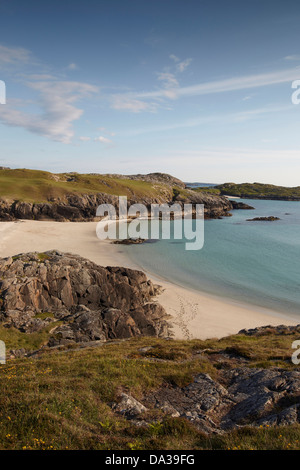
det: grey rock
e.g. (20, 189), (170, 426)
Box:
(0, 251), (170, 345)
(112, 393), (148, 419)
(147, 367), (300, 434)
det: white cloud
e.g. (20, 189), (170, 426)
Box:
(111, 96), (157, 113)
(177, 58), (192, 72)
(25, 74), (57, 81)
(112, 66), (300, 113)
(171, 67), (300, 97)
(67, 63), (78, 70)
(0, 44), (32, 65)
(121, 104), (293, 136)
(157, 72), (179, 88)
(284, 55), (300, 61)
(169, 54), (192, 72)
(0, 80), (98, 143)
(94, 136), (112, 144)
(79, 136), (91, 141)
(169, 54), (180, 63)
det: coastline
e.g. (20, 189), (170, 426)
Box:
(0, 219), (298, 340)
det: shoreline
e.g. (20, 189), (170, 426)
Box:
(0, 220), (298, 340)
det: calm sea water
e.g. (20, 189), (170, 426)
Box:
(123, 199), (300, 317)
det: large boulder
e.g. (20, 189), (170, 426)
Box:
(0, 251), (170, 344)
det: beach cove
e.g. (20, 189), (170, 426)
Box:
(0, 219), (297, 340)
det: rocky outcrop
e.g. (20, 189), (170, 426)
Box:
(172, 190), (233, 219)
(112, 238), (147, 245)
(238, 324), (300, 336)
(246, 216), (280, 222)
(108, 324), (300, 434)
(0, 189), (234, 221)
(0, 251), (170, 344)
(230, 201), (255, 210)
(126, 368), (300, 434)
(112, 393), (148, 419)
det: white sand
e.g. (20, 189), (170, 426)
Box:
(0, 220), (298, 340)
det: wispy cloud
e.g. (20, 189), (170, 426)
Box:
(24, 74), (57, 81)
(113, 55), (192, 111)
(284, 55), (300, 61)
(169, 54), (192, 72)
(94, 136), (112, 144)
(157, 72), (179, 88)
(67, 63), (78, 70)
(111, 67), (300, 113)
(111, 96), (157, 113)
(0, 43), (102, 143)
(169, 54), (180, 63)
(156, 72), (179, 99)
(176, 58), (192, 72)
(79, 136), (91, 141)
(0, 80), (98, 143)
(0, 44), (32, 65)
(121, 104), (294, 136)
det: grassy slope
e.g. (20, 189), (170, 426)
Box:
(0, 169), (173, 203)
(0, 330), (300, 450)
(193, 182), (300, 199)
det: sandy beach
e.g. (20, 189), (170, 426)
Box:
(0, 220), (298, 340)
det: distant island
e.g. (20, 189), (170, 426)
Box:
(193, 182), (300, 200)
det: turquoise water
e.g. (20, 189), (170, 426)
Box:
(123, 199), (300, 317)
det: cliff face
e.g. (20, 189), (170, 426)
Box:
(0, 251), (170, 345)
(0, 189), (233, 222)
(172, 189), (233, 219)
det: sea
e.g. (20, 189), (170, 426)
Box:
(122, 198), (300, 318)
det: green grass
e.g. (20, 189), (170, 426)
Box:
(0, 322), (61, 351)
(207, 182), (300, 199)
(192, 187), (222, 195)
(0, 168), (174, 203)
(0, 330), (299, 449)
(193, 182), (300, 199)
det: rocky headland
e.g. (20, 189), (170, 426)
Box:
(0, 170), (247, 222)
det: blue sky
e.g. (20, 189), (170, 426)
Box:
(0, 0), (300, 185)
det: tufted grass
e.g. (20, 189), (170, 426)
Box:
(0, 168), (174, 203)
(0, 330), (299, 449)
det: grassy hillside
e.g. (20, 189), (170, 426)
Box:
(0, 330), (300, 450)
(192, 186), (222, 195)
(0, 168), (174, 203)
(193, 182), (300, 199)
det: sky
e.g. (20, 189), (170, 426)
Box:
(0, 0), (300, 185)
